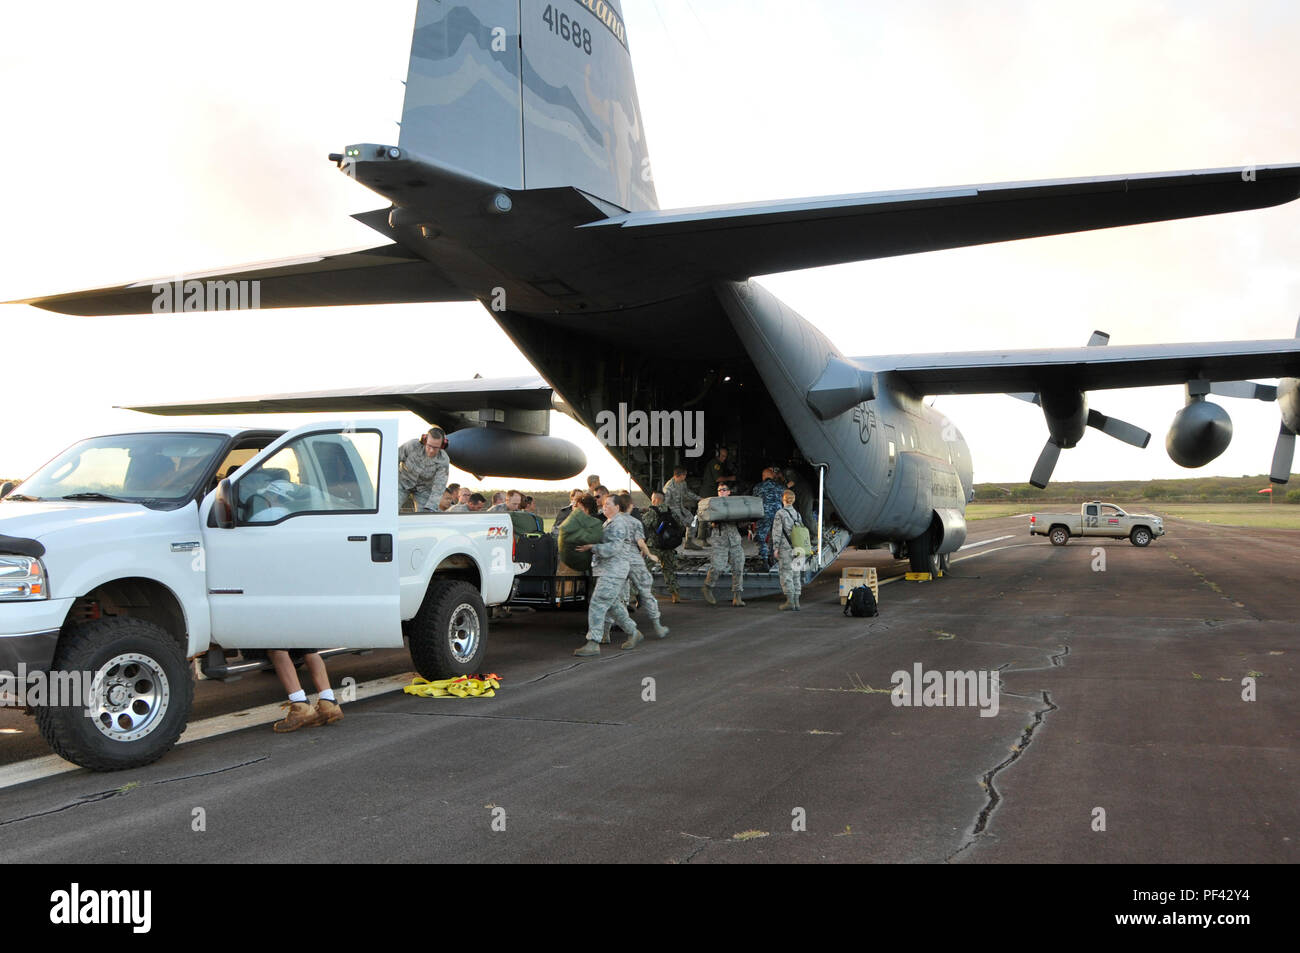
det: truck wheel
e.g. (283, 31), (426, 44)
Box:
(1130, 526), (1153, 547)
(1049, 527), (1070, 546)
(34, 618), (193, 772)
(408, 579), (487, 679)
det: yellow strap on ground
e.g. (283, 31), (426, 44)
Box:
(403, 674), (501, 699)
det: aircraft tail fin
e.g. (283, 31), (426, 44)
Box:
(399, 0), (657, 212)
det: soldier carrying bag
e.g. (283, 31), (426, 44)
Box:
(650, 505), (684, 550)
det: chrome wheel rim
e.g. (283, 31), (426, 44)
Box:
(448, 604), (480, 664)
(89, 652), (171, 742)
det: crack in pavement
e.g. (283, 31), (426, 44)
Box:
(0, 756), (271, 826)
(0, 786), (128, 827)
(151, 756), (268, 785)
(526, 661), (586, 683)
(946, 688), (1058, 862)
(946, 640), (1068, 861)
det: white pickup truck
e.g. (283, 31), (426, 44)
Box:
(0, 418), (515, 771)
(1029, 501), (1165, 547)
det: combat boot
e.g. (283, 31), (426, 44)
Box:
(574, 638), (601, 657)
(316, 698), (344, 725)
(732, 594), (746, 607)
(620, 630), (644, 650)
(670, 592), (681, 604)
(702, 570), (716, 605)
(653, 621), (670, 639)
(792, 593), (802, 611)
(273, 701), (322, 733)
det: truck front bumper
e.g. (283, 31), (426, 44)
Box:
(0, 599), (74, 673)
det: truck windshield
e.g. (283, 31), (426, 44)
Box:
(13, 433), (227, 503)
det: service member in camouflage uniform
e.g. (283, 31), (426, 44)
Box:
(641, 490), (683, 602)
(574, 495), (647, 657)
(614, 493), (670, 636)
(773, 489), (805, 611)
(702, 483), (746, 607)
(753, 467), (785, 565)
(663, 467), (702, 548)
(398, 427), (450, 513)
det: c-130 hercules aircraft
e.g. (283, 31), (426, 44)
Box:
(14, 0), (1300, 579)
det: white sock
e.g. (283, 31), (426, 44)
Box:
(288, 690), (307, 703)
(319, 689), (336, 702)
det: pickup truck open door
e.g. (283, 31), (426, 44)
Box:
(199, 419), (401, 649)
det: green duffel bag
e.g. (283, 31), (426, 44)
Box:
(558, 508), (604, 572)
(509, 510), (543, 536)
(696, 495), (763, 522)
(789, 523), (812, 553)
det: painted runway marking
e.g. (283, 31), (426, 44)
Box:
(960, 534), (1015, 550)
(0, 672), (414, 792)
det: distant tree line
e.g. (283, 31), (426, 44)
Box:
(973, 474), (1300, 504)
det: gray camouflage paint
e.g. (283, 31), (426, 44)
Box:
(400, 0), (656, 211)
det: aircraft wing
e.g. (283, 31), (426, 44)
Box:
(122, 375), (555, 424)
(854, 339), (1300, 395)
(9, 243), (473, 316)
(585, 165), (1300, 278)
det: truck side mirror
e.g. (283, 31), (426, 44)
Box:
(0, 481), (15, 500)
(214, 479), (236, 529)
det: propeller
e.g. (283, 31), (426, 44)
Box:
(1270, 419), (1296, 484)
(1011, 331), (1151, 488)
(1203, 315), (1300, 484)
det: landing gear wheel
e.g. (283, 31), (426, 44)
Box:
(1049, 527), (1070, 546)
(34, 617), (193, 772)
(1130, 526), (1153, 547)
(408, 579), (488, 679)
(938, 552), (951, 573)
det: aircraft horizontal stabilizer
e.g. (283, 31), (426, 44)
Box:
(9, 244), (473, 316)
(583, 165), (1300, 278)
(122, 375), (556, 425)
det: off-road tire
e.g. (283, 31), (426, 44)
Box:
(1049, 526), (1070, 546)
(34, 617), (192, 772)
(1130, 526), (1153, 547)
(407, 579), (488, 679)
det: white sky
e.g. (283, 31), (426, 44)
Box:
(2, 0), (1298, 489)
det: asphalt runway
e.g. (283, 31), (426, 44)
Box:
(0, 515), (1294, 863)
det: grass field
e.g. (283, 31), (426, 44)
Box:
(964, 503), (1032, 520)
(1150, 504), (1300, 529)
(966, 501), (1300, 529)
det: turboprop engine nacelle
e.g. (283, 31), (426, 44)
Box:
(1166, 398), (1233, 468)
(447, 427), (585, 480)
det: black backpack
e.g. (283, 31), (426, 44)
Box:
(844, 585), (878, 618)
(652, 507), (684, 550)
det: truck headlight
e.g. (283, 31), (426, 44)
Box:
(0, 556), (48, 601)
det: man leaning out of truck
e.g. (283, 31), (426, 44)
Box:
(398, 426), (449, 513)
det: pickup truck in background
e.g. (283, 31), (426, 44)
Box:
(0, 418), (515, 771)
(1029, 501), (1165, 547)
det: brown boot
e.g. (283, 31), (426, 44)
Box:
(273, 701), (322, 733)
(778, 600), (792, 611)
(732, 594), (746, 607)
(670, 592), (681, 604)
(317, 698), (344, 725)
